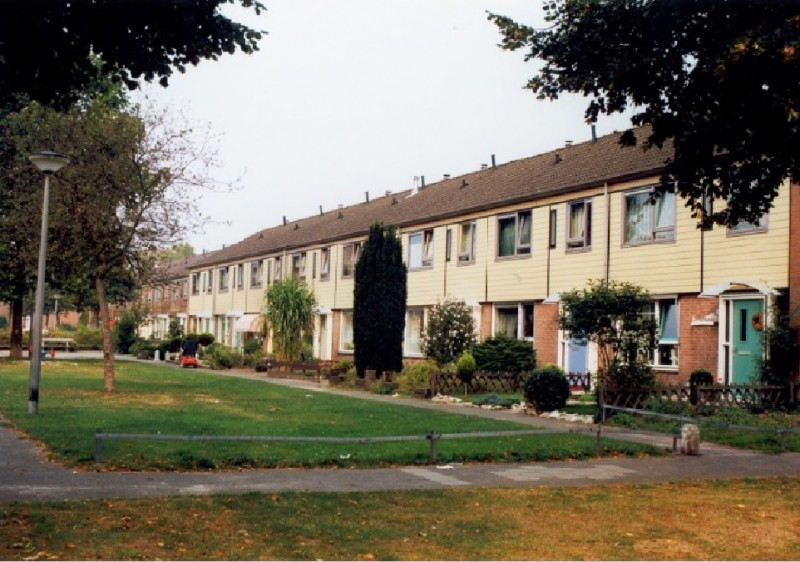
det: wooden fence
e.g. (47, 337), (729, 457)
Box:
(430, 371), (592, 396)
(599, 383), (798, 412)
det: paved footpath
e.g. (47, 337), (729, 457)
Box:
(1, 360), (798, 503)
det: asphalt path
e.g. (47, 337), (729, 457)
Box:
(1, 352), (798, 503)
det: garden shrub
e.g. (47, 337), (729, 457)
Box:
(523, 364), (570, 413)
(456, 351), (477, 385)
(74, 325), (103, 349)
(604, 360), (656, 390)
(129, 339), (155, 359)
(113, 311), (139, 354)
(471, 335), (536, 373)
(204, 343), (241, 370)
(243, 338), (262, 355)
(197, 333), (215, 347)
(397, 361), (438, 393)
(689, 369), (714, 386)
(421, 299), (477, 366)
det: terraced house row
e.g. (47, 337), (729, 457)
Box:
(142, 127), (800, 385)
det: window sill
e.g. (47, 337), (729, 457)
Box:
(622, 238), (676, 248)
(408, 266), (434, 272)
(566, 246), (592, 254)
(495, 254), (532, 262)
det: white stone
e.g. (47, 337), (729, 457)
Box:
(680, 424), (700, 455)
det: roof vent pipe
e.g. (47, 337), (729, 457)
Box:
(565, 140), (573, 147)
(443, 174), (450, 180)
(282, 216), (287, 226)
(491, 154), (496, 168)
(591, 124), (597, 142)
(481, 164), (488, 170)
(319, 205), (323, 216)
(421, 175), (426, 187)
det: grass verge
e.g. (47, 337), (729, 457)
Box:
(0, 360), (656, 469)
(1, 478), (798, 560)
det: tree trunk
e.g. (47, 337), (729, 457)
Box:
(95, 276), (115, 393)
(10, 297), (24, 359)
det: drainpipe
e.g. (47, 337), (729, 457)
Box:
(603, 183), (610, 281)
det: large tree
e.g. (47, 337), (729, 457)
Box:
(489, 1), (800, 227)
(353, 223), (407, 378)
(0, 0), (265, 111)
(0, 95), (216, 390)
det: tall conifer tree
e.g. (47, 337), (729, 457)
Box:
(353, 222), (407, 377)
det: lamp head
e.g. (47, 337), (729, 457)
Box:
(29, 151), (69, 175)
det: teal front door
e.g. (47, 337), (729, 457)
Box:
(731, 299), (764, 384)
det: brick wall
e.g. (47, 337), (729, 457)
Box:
(789, 182), (800, 381)
(657, 295), (720, 384)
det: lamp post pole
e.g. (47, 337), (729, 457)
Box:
(28, 151), (69, 415)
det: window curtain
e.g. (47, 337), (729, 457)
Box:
(404, 310), (424, 355)
(654, 191), (676, 238)
(495, 307), (518, 337)
(569, 203), (585, 240)
(498, 218), (516, 256)
(408, 233), (422, 266)
(459, 223), (474, 257)
(517, 212), (532, 246)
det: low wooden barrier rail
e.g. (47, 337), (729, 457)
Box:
(93, 428), (544, 466)
(598, 404), (800, 452)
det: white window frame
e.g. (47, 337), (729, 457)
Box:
(623, 186), (676, 245)
(493, 302), (534, 340)
(642, 296), (679, 369)
(566, 199), (592, 250)
(192, 272), (201, 295)
(728, 214), (769, 236)
(342, 242), (361, 278)
(320, 247), (331, 280)
(404, 308), (426, 356)
(205, 269), (213, 294)
(250, 260), (263, 288)
(497, 210), (532, 258)
(273, 256), (282, 281)
(236, 263), (244, 290)
(408, 229), (434, 269)
(291, 252), (306, 280)
(458, 221), (476, 264)
(339, 310), (354, 352)
(219, 267), (230, 293)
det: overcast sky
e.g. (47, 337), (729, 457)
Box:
(134, 0), (634, 253)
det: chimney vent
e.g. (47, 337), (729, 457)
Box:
(443, 174), (450, 180)
(591, 124), (597, 142)
(491, 154), (496, 168)
(554, 153), (563, 164)
(385, 190), (391, 196)
(565, 140), (573, 147)
(319, 205), (323, 216)
(481, 163), (488, 170)
(282, 216), (287, 226)
(365, 191), (369, 203)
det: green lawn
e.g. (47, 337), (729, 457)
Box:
(0, 359), (656, 469)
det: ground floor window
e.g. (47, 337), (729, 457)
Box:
(339, 311), (354, 352)
(494, 303), (534, 340)
(643, 297), (678, 368)
(404, 308), (426, 356)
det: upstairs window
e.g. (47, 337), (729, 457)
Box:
(498, 210), (532, 257)
(458, 222), (476, 263)
(205, 269), (213, 294)
(567, 200), (592, 249)
(624, 187), (675, 244)
(320, 247), (331, 280)
(250, 260), (263, 288)
(408, 229), (434, 269)
(236, 263), (244, 290)
(191, 272), (201, 295)
(219, 267), (230, 292)
(342, 242), (361, 278)
(291, 252), (306, 280)
(728, 214), (768, 235)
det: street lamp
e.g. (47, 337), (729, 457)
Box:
(28, 151), (69, 415)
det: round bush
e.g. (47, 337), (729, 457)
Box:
(397, 361), (438, 393)
(523, 365), (570, 413)
(456, 351), (476, 384)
